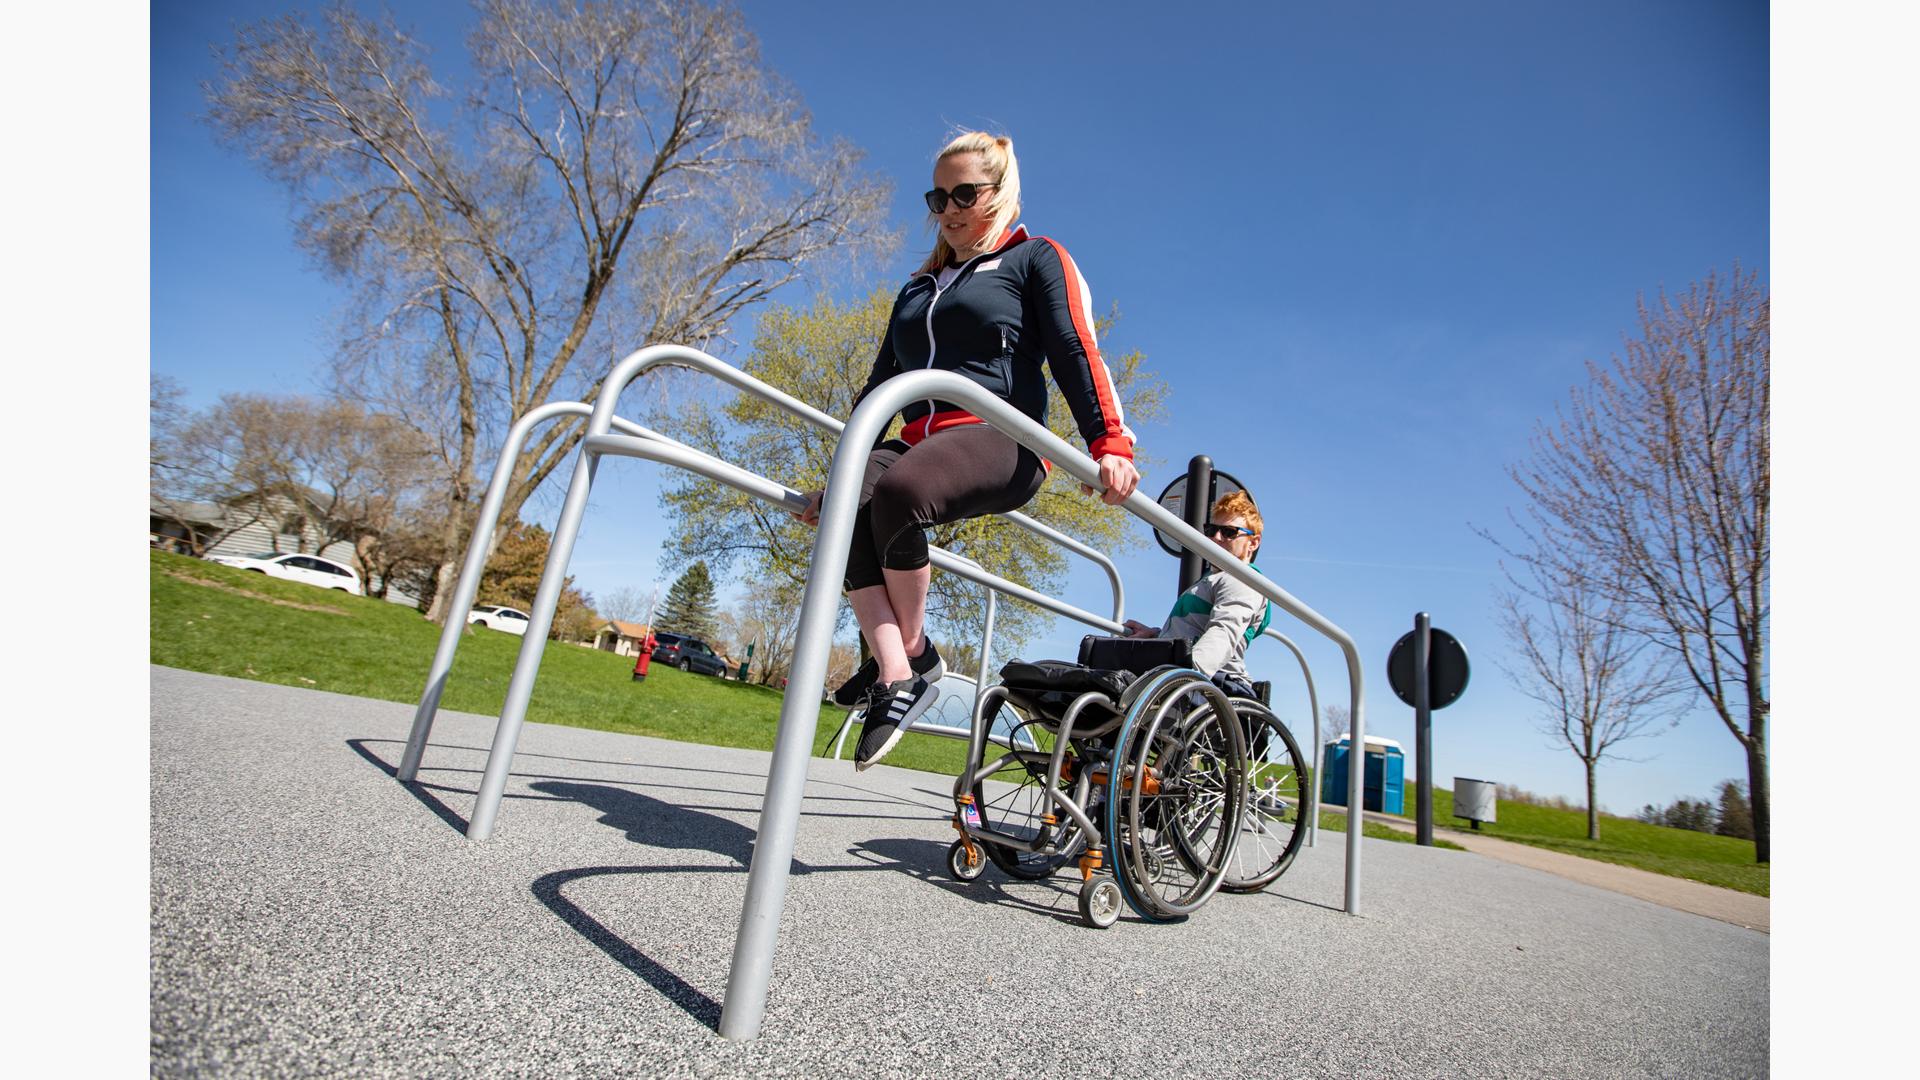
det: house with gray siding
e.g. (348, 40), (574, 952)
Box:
(150, 490), (423, 608)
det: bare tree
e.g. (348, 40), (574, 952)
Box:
(152, 393), (322, 551)
(355, 503), (445, 604)
(1487, 266), (1769, 860)
(153, 393), (440, 587)
(715, 573), (802, 685)
(1321, 704), (1349, 750)
(1494, 558), (1685, 841)
(205, 0), (893, 623)
(296, 400), (441, 569)
(600, 585), (656, 624)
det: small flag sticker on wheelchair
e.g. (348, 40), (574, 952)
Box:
(963, 804), (981, 827)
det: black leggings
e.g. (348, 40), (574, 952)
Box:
(843, 425), (1047, 592)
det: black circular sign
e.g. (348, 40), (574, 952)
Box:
(1386, 628), (1470, 710)
(1153, 469), (1249, 557)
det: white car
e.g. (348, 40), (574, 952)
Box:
(208, 551), (364, 595)
(467, 605), (531, 635)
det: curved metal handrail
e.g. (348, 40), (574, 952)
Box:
(630, 351), (1127, 623)
(1255, 627), (1324, 847)
(408, 345), (1364, 1044)
(398, 382), (1127, 782)
(721, 366), (1367, 1040)
(398, 403), (672, 780)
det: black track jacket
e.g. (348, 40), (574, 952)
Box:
(855, 225), (1136, 461)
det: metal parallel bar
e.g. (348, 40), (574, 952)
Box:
(463, 347), (791, 844)
(403, 401), (1116, 781)
(462, 424), (1125, 842)
(976, 585), (997, 722)
(580, 434), (1124, 634)
(721, 367), (1366, 1041)
(1254, 627), (1323, 848)
(646, 355), (1127, 623)
(399, 405), (666, 781)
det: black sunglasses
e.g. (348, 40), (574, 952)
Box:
(1203, 523), (1256, 540)
(924, 182), (996, 214)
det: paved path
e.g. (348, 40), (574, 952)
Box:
(1333, 807), (1770, 933)
(151, 667), (1768, 1078)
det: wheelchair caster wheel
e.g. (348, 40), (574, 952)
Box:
(948, 839), (986, 883)
(1079, 877), (1123, 929)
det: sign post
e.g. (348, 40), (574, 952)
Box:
(1178, 454), (1212, 594)
(1387, 616), (1470, 846)
(1154, 458), (1250, 592)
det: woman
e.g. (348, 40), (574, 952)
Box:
(800, 130), (1141, 771)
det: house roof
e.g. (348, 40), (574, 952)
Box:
(150, 494), (226, 525)
(602, 620), (652, 639)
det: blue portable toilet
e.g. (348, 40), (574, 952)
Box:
(1320, 735), (1406, 814)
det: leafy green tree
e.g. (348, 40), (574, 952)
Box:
(479, 518), (595, 639)
(1663, 798), (1716, 833)
(479, 519), (553, 609)
(657, 562), (720, 642)
(1715, 780), (1754, 840)
(659, 287), (1167, 653)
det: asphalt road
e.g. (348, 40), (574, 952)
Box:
(151, 666), (1769, 1078)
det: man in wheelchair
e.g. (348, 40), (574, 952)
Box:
(949, 488), (1308, 926)
(1121, 488), (1270, 700)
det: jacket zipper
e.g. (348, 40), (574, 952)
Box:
(918, 245), (1001, 441)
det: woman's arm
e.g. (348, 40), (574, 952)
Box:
(1027, 239), (1141, 503)
(1028, 239), (1135, 462)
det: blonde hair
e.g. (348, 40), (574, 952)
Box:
(1212, 489), (1264, 537)
(920, 131), (1022, 273)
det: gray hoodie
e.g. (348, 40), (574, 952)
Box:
(1158, 564), (1271, 679)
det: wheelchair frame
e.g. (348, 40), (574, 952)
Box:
(947, 665), (1253, 928)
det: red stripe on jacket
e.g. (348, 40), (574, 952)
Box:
(1039, 237), (1131, 461)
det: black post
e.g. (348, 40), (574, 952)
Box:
(1415, 611), (1433, 846)
(1179, 454), (1214, 594)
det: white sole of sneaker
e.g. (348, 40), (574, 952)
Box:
(853, 685), (941, 772)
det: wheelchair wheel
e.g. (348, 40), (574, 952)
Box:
(947, 838), (986, 883)
(1078, 876), (1123, 929)
(1220, 701), (1309, 893)
(968, 727), (1083, 881)
(1106, 671), (1246, 922)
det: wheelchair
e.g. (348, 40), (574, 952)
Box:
(945, 637), (1310, 928)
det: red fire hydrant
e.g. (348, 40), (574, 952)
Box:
(631, 631), (658, 682)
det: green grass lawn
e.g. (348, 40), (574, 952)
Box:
(159, 552), (1730, 874)
(149, 550), (975, 775)
(1313, 808), (1465, 849)
(1385, 785), (1769, 896)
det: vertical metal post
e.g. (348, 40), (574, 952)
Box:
(1255, 628), (1321, 848)
(465, 446), (604, 841)
(974, 588), (997, 719)
(719, 402), (876, 1042)
(1415, 611), (1433, 846)
(1178, 454), (1213, 594)
(400, 407), (678, 781)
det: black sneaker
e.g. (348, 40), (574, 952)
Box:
(832, 640), (945, 708)
(853, 676), (940, 772)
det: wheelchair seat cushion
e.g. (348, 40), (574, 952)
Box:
(1077, 635), (1192, 675)
(998, 659), (1135, 699)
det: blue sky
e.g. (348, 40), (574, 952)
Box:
(150, 0), (1769, 814)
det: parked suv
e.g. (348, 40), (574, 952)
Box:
(651, 632), (728, 676)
